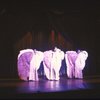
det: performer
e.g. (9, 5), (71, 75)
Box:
(43, 47), (64, 80)
(75, 50), (88, 79)
(43, 50), (54, 80)
(29, 49), (44, 81)
(51, 47), (64, 80)
(65, 51), (78, 78)
(17, 49), (34, 81)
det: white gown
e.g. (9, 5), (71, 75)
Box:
(43, 50), (54, 80)
(29, 50), (44, 81)
(75, 51), (88, 78)
(43, 48), (64, 80)
(65, 51), (77, 78)
(17, 49), (33, 81)
(51, 48), (64, 80)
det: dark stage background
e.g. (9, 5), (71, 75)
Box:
(0, 0), (99, 79)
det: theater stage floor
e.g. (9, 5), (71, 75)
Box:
(0, 75), (100, 99)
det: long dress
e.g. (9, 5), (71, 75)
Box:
(43, 50), (54, 80)
(17, 49), (33, 81)
(65, 51), (77, 78)
(43, 48), (64, 80)
(51, 48), (64, 80)
(29, 50), (44, 81)
(75, 51), (88, 78)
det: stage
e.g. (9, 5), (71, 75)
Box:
(0, 75), (100, 99)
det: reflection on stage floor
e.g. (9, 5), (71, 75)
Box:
(0, 75), (100, 99)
